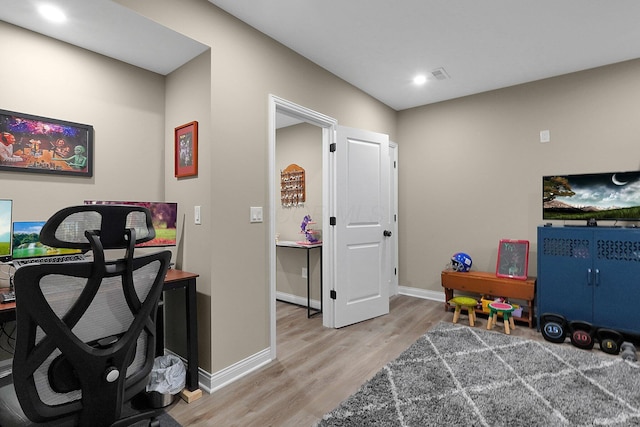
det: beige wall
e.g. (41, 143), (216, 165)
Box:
(275, 123), (323, 301)
(0, 22), (167, 221)
(397, 59), (640, 294)
(6, 0), (640, 388)
(276, 123), (323, 242)
(163, 50), (213, 367)
(1, 0), (396, 377)
(0, 21), (167, 363)
(119, 0), (398, 374)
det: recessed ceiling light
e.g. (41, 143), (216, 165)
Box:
(38, 4), (67, 23)
(413, 75), (427, 85)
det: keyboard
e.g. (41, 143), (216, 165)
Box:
(12, 254), (87, 269)
(0, 291), (15, 303)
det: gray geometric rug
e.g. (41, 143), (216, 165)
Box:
(157, 412), (182, 427)
(316, 322), (640, 426)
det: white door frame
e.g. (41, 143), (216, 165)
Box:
(389, 141), (399, 296)
(268, 95), (337, 359)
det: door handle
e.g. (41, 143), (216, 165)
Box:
(383, 230), (392, 237)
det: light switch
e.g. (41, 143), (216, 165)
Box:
(194, 206), (201, 225)
(250, 206), (263, 223)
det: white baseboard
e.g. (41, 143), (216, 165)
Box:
(398, 286), (444, 302)
(276, 291), (321, 310)
(193, 348), (272, 395)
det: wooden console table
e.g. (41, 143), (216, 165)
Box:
(441, 270), (536, 327)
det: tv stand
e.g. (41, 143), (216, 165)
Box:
(441, 270), (535, 328)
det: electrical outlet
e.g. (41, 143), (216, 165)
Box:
(540, 129), (550, 143)
(302, 267), (308, 278)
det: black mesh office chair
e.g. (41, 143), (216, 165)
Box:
(0, 205), (172, 426)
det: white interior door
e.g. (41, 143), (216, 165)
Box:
(333, 126), (390, 328)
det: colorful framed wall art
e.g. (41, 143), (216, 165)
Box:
(0, 109), (93, 177)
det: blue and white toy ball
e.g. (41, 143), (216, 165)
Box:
(451, 252), (472, 272)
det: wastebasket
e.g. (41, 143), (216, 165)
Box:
(146, 354), (186, 408)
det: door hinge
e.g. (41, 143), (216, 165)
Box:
(330, 290), (337, 299)
(330, 216), (336, 226)
(330, 143), (336, 152)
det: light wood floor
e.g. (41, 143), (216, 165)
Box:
(167, 296), (541, 426)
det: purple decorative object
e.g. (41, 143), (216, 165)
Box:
(300, 215), (319, 243)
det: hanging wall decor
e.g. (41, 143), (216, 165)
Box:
(280, 163), (306, 207)
(174, 121), (198, 178)
(496, 239), (530, 280)
(0, 109), (93, 177)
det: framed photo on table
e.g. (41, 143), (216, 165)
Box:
(0, 109), (93, 177)
(496, 239), (529, 280)
(174, 121), (198, 178)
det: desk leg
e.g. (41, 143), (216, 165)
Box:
(184, 278), (199, 392)
(443, 288), (453, 311)
(307, 246), (322, 318)
(319, 247), (323, 315)
(156, 297), (165, 356)
(307, 249), (311, 318)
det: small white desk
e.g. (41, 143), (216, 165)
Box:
(276, 241), (323, 318)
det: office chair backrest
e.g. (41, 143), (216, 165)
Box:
(11, 205), (171, 426)
(40, 204), (156, 250)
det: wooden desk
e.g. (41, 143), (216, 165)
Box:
(0, 290), (16, 324)
(159, 269), (202, 402)
(441, 270), (536, 327)
(0, 268), (201, 401)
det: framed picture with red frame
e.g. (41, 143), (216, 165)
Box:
(174, 121), (198, 178)
(496, 239), (529, 280)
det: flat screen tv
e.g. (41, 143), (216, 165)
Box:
(543, 171), (640, 223)
(0, 199), (12, 262)
(84, 200), (178, 247)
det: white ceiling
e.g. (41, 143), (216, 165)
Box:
(208, 0), (640, 111)
(2, 1), (640, 111)
(0, 0), (208, 75)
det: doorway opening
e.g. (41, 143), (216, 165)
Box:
(268, 95), (337, 360)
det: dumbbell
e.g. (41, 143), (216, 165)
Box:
(596, 329), (624, 355)
(568, 321), (595, 350)
(620, 342), (638, 362)
(540, 313), (568, 344)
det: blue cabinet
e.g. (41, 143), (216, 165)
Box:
(537, 226), (640, 336)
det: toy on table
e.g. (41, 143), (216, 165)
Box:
(298, 214), (320, 245)
(449, 252), (472, 272)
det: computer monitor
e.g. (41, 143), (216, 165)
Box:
(0, 199), (12, 262)
(12, 221), (82, 260)
(84, 201), (177, 247)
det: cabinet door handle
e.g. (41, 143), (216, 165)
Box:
(595, 268), (600, 286)
(587, 268), (592, 286)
